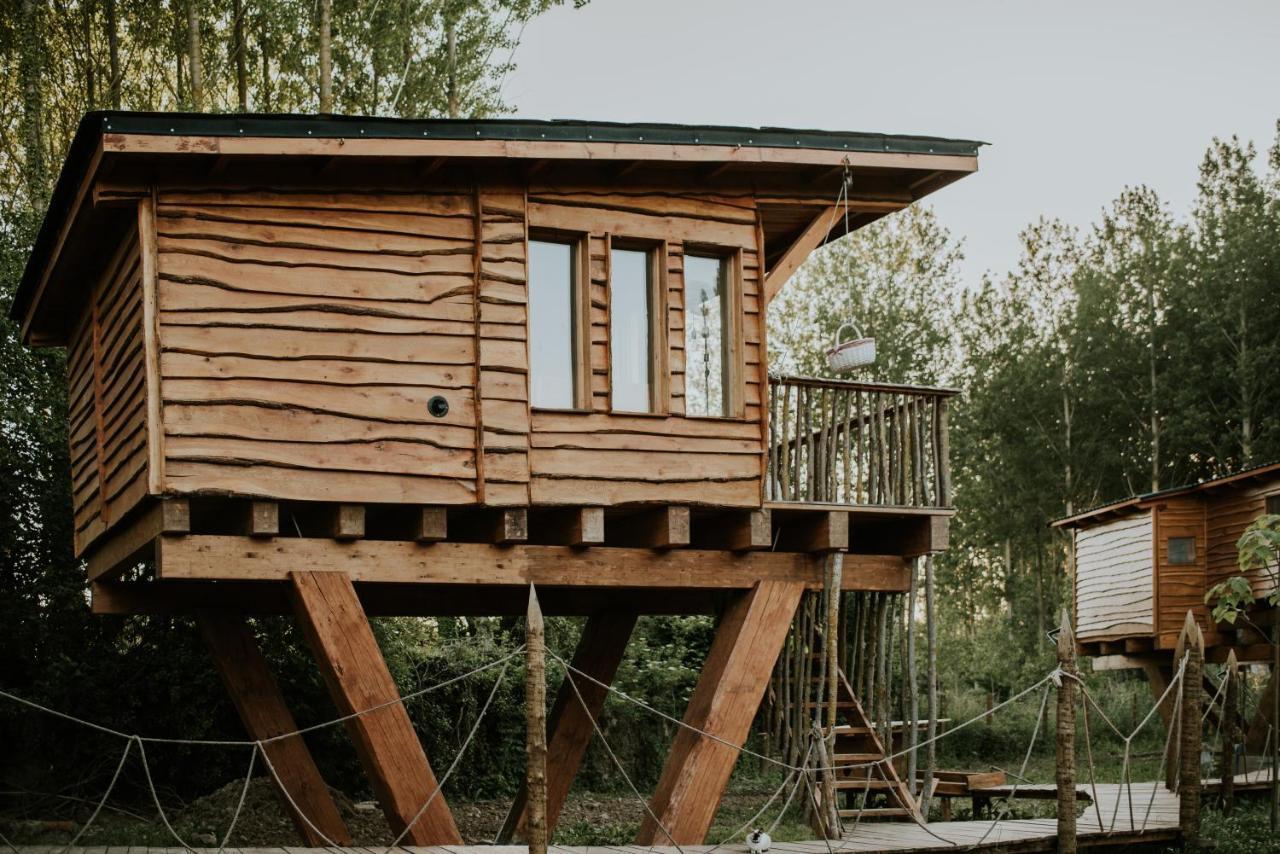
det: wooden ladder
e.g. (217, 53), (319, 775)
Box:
(809, 663), (922, 824)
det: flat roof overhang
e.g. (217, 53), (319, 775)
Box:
(15, 112), (984, 343)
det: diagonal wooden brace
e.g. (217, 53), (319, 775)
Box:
(637, 579), (805, 844)
(288, 570), (462, 845)
(198, 611), (352, 846)
(497, 610), (638, 842)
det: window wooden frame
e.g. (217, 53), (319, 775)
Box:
(1267, 494), (1280, 516)
(607, 237), (668, 415)
(682, 244), (744, 420)
(528, 229), (592, 412)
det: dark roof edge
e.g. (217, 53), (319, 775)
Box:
(1051, 459), (1280, 528)
(12, 111), (985, 326)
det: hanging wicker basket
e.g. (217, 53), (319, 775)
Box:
(826, 322), (876, 373)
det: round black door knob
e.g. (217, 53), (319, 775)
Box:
(427, 395), (449, 418)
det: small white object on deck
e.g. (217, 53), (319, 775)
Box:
(746, 828), (771, 853)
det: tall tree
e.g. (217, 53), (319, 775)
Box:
(318, 0), (332, 112)
(186, 0), (204, 109)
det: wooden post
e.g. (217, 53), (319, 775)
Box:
(499, 612), (637, 842)
(924, 554), (938, 810)
(1055, 609), (1076, 854)
(821, 552), (843, 838)
(1220, 650), (1238, 815)
(1178, 611), (1203, 847)
(525, 586), (548, 854)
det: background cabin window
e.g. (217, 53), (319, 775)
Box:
(610, 247), (655, 412)
(684, 254), (733, 417)
(1268, 494), (1280, 515)
(1168, 536), (1197, 565)
(529, 239), (580, 408)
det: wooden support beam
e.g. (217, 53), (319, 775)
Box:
(626, 506), (690, 549)
(498, 611), (638, 842)
(245, 501), (279, 537)
(762, 204), (840, 305)
(157, 536), (911, 591)
(696, 509), (771, 552)
(541, 507), (605, 546)
(86, 498), (189, 582)
(637, 580), (805, 844)
(1124, 637), (1154, 654)
(775, 510), (848, 553)
(289, 571), (461, 845)
(524, 587), (549, 854)
(197, 612), (351, 846)
(329, 504), (365, 540)
(491, 508), (529, 544)
(414, 507), (448, 543)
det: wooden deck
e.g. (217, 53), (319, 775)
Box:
(6, 782), (1189, 854)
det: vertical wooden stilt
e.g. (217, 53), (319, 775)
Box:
(498, 611), (637, 842)
(288, 570), (462, 845)
(198, 612), (352, 846)
(1177, 611), (1204, 848)
(525, 586), (549, 854)
(1221, 650), (1238, 815)
(1055, 609), (1076, 854)
(636, 579), (805, 845)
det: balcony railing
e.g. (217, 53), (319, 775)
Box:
(767, 375), (955, 508)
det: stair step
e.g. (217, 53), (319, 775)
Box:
(837, 808), (910, 818)
(802, 701), (857, 709)
(833, 779), (899, 790)
(832, 753), (882, 762)
(826, 724), (872, 734)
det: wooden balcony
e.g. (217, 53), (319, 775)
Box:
(767, 375), (955, 510)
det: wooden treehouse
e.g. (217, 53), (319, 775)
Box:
(1055, 462), (1280, 742)
(14, 112), (981, 846)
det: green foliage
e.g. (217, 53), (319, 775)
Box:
(1206, 514), (1280, 624)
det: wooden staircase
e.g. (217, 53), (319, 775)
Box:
(808, 660), (922, 825)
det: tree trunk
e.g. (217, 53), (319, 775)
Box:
(259, 19), (272, 111)
(1056, 609), (1077, 854)
(186, 0), (204, 110)
(446, 20), (459, 118)
(907, 561), (919, 794)
(318, 0), (333, 112)
(106, 0), (120, 108)
(924, 555), (938, 809)
(525, 587), (548, 854)
(1149, 279), (1160, 492)
(82, 0), (96, 107)
(19, 0), (46, 206)
(233, 0), (248, 110)
(1220, 650), (1238, 816)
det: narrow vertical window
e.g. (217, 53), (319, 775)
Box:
(528, 239), (578, 408)
(609, 247), (654, 412)
(684, 254), (733, 417)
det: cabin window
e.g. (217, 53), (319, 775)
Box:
(1168, 536), (1197, 565)
(1267, 494), (1280, 515)
(684, 253), (736, 417)
(609, 246), (661, 412)
(529, 238), (586, 409)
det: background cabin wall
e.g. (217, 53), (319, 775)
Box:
(1206, 477), (1280, 599)
(68, 226), (151, 557)
(151, 186), (482, 505)
(524, 185), (764, 507)
(1152, 497), (1214, 647)
(1073, 512), (1155, 641)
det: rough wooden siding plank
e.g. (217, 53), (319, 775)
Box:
(1074, 514), (1154, 640)
(155, 191), (481, 506)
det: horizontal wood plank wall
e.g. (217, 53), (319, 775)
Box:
(70, 230), (149, 556)
(1073, 513), (1154, 641)
(153, 188), (479, 504)
(1153, 497), (1213, 647)
(1207, 478), (1280, 598)
(526, 187), (764, 507)
(477, 188), (531, 506)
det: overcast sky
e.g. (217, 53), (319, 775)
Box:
(503, 0), (1280, 286)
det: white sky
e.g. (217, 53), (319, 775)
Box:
(502, 0), (1280, 285)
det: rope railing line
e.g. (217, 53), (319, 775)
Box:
(704, 742), (809, 853)
(0, 647), (523, 749)
(550, 650), (684, 854)
(970, 685), (1052, 848)
(389, 653), (513, 848)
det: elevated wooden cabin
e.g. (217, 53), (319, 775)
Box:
(1055, 462), (1280, 660)
(15, 112), (981, 846)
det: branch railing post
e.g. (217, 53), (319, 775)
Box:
(1178, 610), (1204, 848)
(525, 585), (548, 854)
(1055, 608), (1077, 854)
(1220, 649), (1238, 815)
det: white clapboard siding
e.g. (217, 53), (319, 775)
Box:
(1075, 514), (1154, 639)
